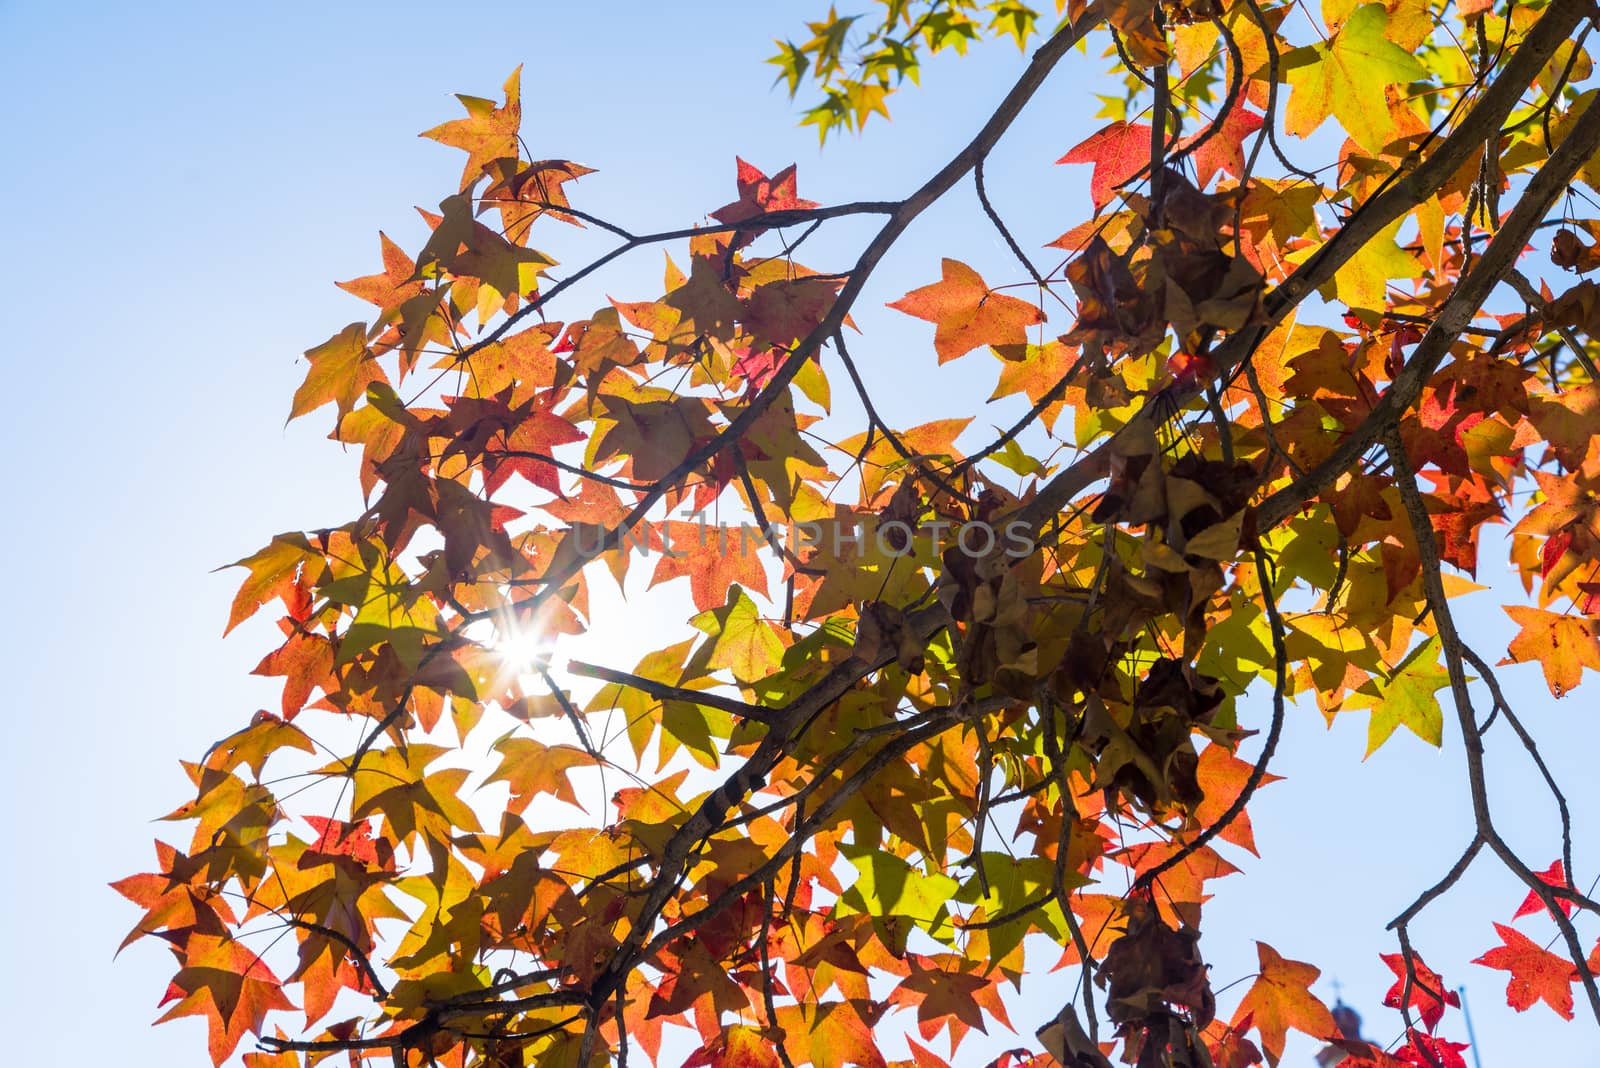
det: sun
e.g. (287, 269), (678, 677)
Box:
(479, 610), (560, 694)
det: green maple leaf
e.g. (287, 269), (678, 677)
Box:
(690, 585), (784, 682)
(1346, 634), (1450, 756)
(836, 846), (959, 931)
(1284, 4), (1427, 154)
(1310, 217), (1416, 314)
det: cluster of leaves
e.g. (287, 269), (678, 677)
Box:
(118, 1), (1600, 1066)
(769, 0), (1067, 137)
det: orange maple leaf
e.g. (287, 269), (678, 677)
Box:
(155, 934), (295, 1065)
(685, 1024), (786, 1068)
(650, 520), (772, 613)
(1500, 605), (1600, 697)
(111, 842), (238, 953)
(420, 66), (523, 190)
(336, 232), (424, 315)
(887, 259), (1045, 364)
(1231, 942), (1336, 1065)
(485, 738), (596, 812)
(1194, 743), (1284, 855)
(1473, 922), (1579, 1020)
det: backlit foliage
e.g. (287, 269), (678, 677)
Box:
(118, 2), (1600, 1065)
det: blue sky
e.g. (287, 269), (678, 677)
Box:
(2, 2), (1595, 1064)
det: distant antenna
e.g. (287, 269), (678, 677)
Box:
(1458, 985), (1484, 1068)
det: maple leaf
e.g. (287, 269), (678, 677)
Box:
(1499, 605), (1600, 697)
(303, 816), (387, 868)
(1512, 860), (1577, 921)
(690, 585), (785, 682)
(1317, 218), (1416, 314)
(745, 274), (843, 349)
(1231, 942), (1336, 1065)
(415, 191), (554, 319)
(1283, 5), (1428, 154)
(1057, 120), (1154, 210)
(224, 534), (315, 636)
(887, 259), (1045, 363)
(1182, 103), (1266, 189)
(251, 627), (336, 719)
(651, 520), (772, 613)
(988, 339), (1077, 427)
(1395, 1033), (1471, 1068)
(485, 737), (596, 812)
(420, 66), (522, 190)
(1342, 635), (1449, 756)
(337, 232), (425, 316)
(1117, 839), (1241, 915)
(156, 934), (295, 1065)
(481, 157), (597, 236)
(342, 744), (483, 848)
(1105, 0), (1166, 67)
(837, 847), (960, 929)
(905, 1038), (954, 1068)
(712, 158), (820, 227)
(732, 346), (783, 390)
(202, 712), (316, 778)
(685, 1025), (785, 1068)
(289, 322), (389, 423)
(1380, 951), (1459, 1032)
(1473, 922), (1579, 1019)
(778, 1000), (888, 1068)
(1528, 382), (1600, 469)
(1204, 1015), (1266, 1068)
(112, 841), (238, 952)
(1193, 743), (1283, 855)
(482, 406), (584, 496)
(591, 392), (718, 485)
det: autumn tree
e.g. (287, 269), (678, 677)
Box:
(117, 1), (1600, 1066)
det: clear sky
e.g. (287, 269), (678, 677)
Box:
(2, 2), (1595, 1065)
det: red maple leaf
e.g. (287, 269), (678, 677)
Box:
(1379, 951), (1459, 1031)
(1058, 121), (1153, 210)
(711, 158), (819, 226)
(302, 816), (385, 867)
(1511, 860), (1577, 921)
(732, 346), (783, 391)
(482, 406), (585, 496)
(1397, 1033), (1470, 1068)
(1182, 103), (1265, 188)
